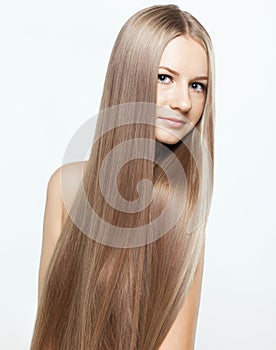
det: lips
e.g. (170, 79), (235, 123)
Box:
(157, 116), (187, 129)
(158, 117), (186, 123)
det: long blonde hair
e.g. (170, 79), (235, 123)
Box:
(31, 4), (215, 349)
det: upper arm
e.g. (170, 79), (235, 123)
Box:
(159, 241), (205, 350)
(38, 166), (64, 303)
(37, 161), (86, 303)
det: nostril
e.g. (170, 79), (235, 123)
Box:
(169, 102), (192, 114)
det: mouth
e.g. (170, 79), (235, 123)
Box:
(157, 116), (187, 128)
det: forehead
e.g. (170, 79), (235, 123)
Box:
(159, 35), (208, 77)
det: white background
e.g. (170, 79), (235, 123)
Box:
(0, 0), (275, 349)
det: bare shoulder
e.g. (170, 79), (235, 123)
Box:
(56, 160), (88, 226)
(38, 161), (88, 302)
(45, 159), (88, 235)
(158, 242), (205, 350)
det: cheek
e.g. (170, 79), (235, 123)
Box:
(156, 91), (163, 105)
(156, 87), (169, 105)
(193, 96), (206, 115)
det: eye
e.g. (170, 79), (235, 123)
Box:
(190, 82), (207, 93)
(158, 74), (172, 85)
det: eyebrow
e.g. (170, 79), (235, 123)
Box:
(158, 66), (208, 81)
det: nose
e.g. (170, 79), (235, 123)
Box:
(169, 85), (192, 114)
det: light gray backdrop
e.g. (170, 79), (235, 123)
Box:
(0, 0), (275, 349)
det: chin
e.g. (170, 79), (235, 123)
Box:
(155, 137), (182, 145)
(155, 128), (183, 145)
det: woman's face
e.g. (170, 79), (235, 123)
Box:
(155, 35), (208, 144)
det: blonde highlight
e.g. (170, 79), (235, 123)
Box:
(31, 4), (215, 349)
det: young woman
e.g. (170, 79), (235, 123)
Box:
(31, 4), (215, 349)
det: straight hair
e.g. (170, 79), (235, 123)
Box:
(31, 4), (215, 349)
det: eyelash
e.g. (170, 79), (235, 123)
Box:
(157, 74), (207, 92)
(158, 74), (172, 85)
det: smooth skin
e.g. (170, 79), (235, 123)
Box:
(155, 35), (208, 145)
(38, 35), (207, 349)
